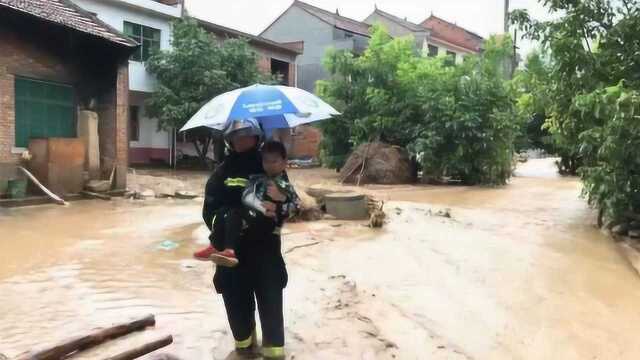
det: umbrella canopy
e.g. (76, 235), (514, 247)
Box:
(180, 84), (339, 132)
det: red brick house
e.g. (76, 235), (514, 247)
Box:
(197, 19), (302, 87)
(172, 19), (314, 161)
(196, 19), (321, 160)
(365, 9), (483, 64)
(421, 15), (484, 55)
(0, 0), (137, 194)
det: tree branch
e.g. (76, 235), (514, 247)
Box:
(622, 0), (632, 15)
(284, 241), (321, 254)
(199, 135), (215, 169)
(582, 26), (594, 55)
(192, 139), (204, 160)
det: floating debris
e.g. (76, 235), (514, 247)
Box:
(157, 240), (179, 251)
(426, 208), (452, 218)
(174, 190), (198, 199)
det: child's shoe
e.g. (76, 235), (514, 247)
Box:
(193, 245), (216, 261)
(210, 249), (239, 267)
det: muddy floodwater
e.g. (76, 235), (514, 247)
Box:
(2, 158), (640, 359)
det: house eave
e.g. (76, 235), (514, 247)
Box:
(102, 0), (182, 19)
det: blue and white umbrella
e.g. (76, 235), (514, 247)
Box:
(180, 84), (340, 132)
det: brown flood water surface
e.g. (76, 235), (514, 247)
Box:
(1, 158), (640, 359)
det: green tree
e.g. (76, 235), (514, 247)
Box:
(408, 35), (520, 185)
(511, 50), (556, 152)
(511, 0), (640, 174)
(318, 26), (520, 185)
(317, 26), (418, 168)
(512, 0), (640, 222)
(577, 84), (640, 222)
(315, 49), (361, 169)
(145, 17), (266, 166)
(512, 0), (640, 221)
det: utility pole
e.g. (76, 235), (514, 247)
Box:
(504, 0), (510, 33)
(503, 0), (519, 78)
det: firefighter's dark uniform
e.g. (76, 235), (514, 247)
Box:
(202, 147), (288, 359)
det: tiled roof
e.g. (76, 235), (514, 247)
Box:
(197, 18), (303, 55)
(370, 8), (425, 32)
(153, 0), (179, 5)
(280, 41), (304, 53)
(294, 0), (370, 37)
(421, 15), (484, 53)
(0, 0), (137, 47)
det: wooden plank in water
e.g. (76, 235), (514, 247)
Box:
(103, 335), (173, 360)
(18, 166), (67, 205)
(16, 315), (156, 360)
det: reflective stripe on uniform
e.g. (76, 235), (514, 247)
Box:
(211, 214), (217, 231)
(235, 335), (253, 349)
(262, 346), (285, 358)
(225, 177), (249, 187)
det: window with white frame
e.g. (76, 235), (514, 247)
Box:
(123, 21), (161, 62)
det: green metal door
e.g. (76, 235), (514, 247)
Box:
(14, 77), (75, 148)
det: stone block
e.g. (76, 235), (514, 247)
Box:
(324, 192), (369, 220)
(77, 110), (100, 179)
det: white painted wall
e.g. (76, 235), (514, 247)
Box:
(129, 106), (169, 149)
(261, 6), (334, 66)
(72, 0), (179, 158)
(364, 14), (429, 56)
(72, 0), (180, 92)
(423, 39), (468, 64)
(261, 5), (369, 92)
(127, 90), (169, 151)
(363, 14), (467, 64)
(364, 13), (420, 39)
(108, 0), (181, 18)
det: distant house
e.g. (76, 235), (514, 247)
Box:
(0, 0), (137, 194)
(260, 0), (370, 93)
(420, 15), (484, 61)
(196, 19), (320, 161)
(71, 0), (304, 165)
(70, 0), (184, 166)
(169, 18), (304, 162)
(197, 19), (302, 87)
(363, 7), (429, 52)
(364, 8), (484, 64)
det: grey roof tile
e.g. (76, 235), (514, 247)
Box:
(0, 0), (138, 47)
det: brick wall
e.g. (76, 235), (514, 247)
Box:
(115, 63), (129, 188)
(0, 25), (78, 84)
(0, 11), (132, 193)
(1, 15), (90, 163)
(95, 62), (129, 188)
(289, 125), (322, 158)
(288, 63), (296, 86)
(0, 68), (17, 164)
(255, 54), (299, 87)
(257, 54), (272, 75)
(97, 88), (116, 168)
(0, 21), (79, 165)
(272, 126), (322, 159)
(252, 46), (298, 86)
(207, 31), (299, 87)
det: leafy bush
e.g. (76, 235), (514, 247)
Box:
(512, 1), (640, 171)
(513, 0), (640, 221)
(577, 85), (640, 221)
(318, 26), (520, 184)
(409, 36), (520, 185)
(317, 27), (418, 168)
(511, 51), (556, 153)
(145, 17), (271, 165)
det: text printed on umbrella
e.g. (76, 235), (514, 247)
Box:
(242, 100), (283, 113)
